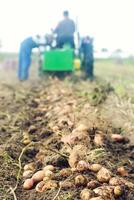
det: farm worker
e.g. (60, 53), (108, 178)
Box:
(80, 36), (94, 79)
(53, 10), (75, 48)
(18, 34), (53, 81)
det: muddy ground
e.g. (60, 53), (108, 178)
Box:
(0, 59), (134, 200)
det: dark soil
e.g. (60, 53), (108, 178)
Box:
(0, 78), (133, 200)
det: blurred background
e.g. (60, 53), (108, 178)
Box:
(0, 0), (134, 80)
(0, 0), (134, 55)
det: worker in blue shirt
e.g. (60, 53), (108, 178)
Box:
(80, 36), (94, 79)
(18, 34), (53, 81)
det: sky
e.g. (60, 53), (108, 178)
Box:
(0, 0), (134, 53)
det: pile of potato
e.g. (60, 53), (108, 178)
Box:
(22, 123), (133, 199)
(22, 160), (133, 200)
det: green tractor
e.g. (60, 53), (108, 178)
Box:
(39, 36), (94, 79)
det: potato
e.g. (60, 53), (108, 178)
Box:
(125, 181), (134, 189)
(24, 163), (35, 171)
(75, 175), (87, 187)
(87, 180), (100, 189)
(23, 178), (34, 190)
(59, 168), (72, 177)
(69, 144), (87, 168)
(23, 170), (33, 178)
(52, 126), (59, 132)
(80, 188), (93, 200)
(43, 165), (55, 172)
(36, 180), (57, 192)
(35, 181), (46, 193)
(89, 164), (102, 172)
(89, 197), (104, 200)
(111, 134), (124, 142)
(61, 134), (78, 145)
(110, 177), (134, 189)
(94, 186), (114, 197)
(71, 167), (77, 172)
(77, 160), (89, 172)
(114, 186), (123, 197)
(44, 170), (54, 179)
(69, 151), (80, 168)
(109, 177), (123, 186)
(76, 124), (89, 132)
(97, 167), (112, 182)
(117, 166), (128, 176)
(32, 170), (45, 182)
(23, 138), (31, 145)
(72, 130), (90, 143)
(23, 131), (29, 140)
(94, 134), (104, 146)
(45, 180), (57, 189)
(59, 181), (74, 189)
(43, 177), (50, 182)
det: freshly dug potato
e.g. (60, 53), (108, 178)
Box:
(94, 186), (114, 197)
(94, 134), (104, 146)
(97, 167), (112, 182)
(23, 131), (29, 140)
(24, 163), (35, 171)
(23, 170), (33, 178)
(69, 151), (80, 168)
(59, 181), (74, 189)
(125, 181), (134, 189)
(75, 124), (89, 132)
(114, 186), (123, 197)
(77, 160), (89, 172)
(75, 175), (88, 187)
(89, 164), (102, 172)
(80, 188), (93, 200)
(35, 181), (46, 193)
(44, 170), (54, 179)
(61, 134), (78, 146)
(36, 180), (57, 192)
(72, 130), (90, 143)
(43, 177), (50, 182)
(43, 165), (55, 172)
(62, 130), (90, 146)
(89, 197), (104, 200)
(35, 150), (45, 162)
(111, 134), (124, 142)
(109, 177), (124, 186)
(32, 170), (45, 182)
(23, 138), (31, 145)
(59, 168), (72, 177)
(117, 166), (128, 176)
(71, 167), (77, 172)
(52, 126), (59, 132)
(69, 144), (88, 168)
(110, 177), (134, 189)
(23, 178), (34, 190)
(45, 180), (57, 189)
(87, 180), (100, 189)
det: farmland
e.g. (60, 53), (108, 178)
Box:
(0, 57), (134, 200)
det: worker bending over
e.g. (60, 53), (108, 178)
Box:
(18, 34), (53, 81)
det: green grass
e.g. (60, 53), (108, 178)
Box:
(95, 58), (134, 97)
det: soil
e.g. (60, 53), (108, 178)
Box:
(0, 76), (134, 200)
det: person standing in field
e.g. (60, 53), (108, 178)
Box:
(18, 34), (53, 81)
(80, 36), (94, 79)
(54, 10), (75, 48)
